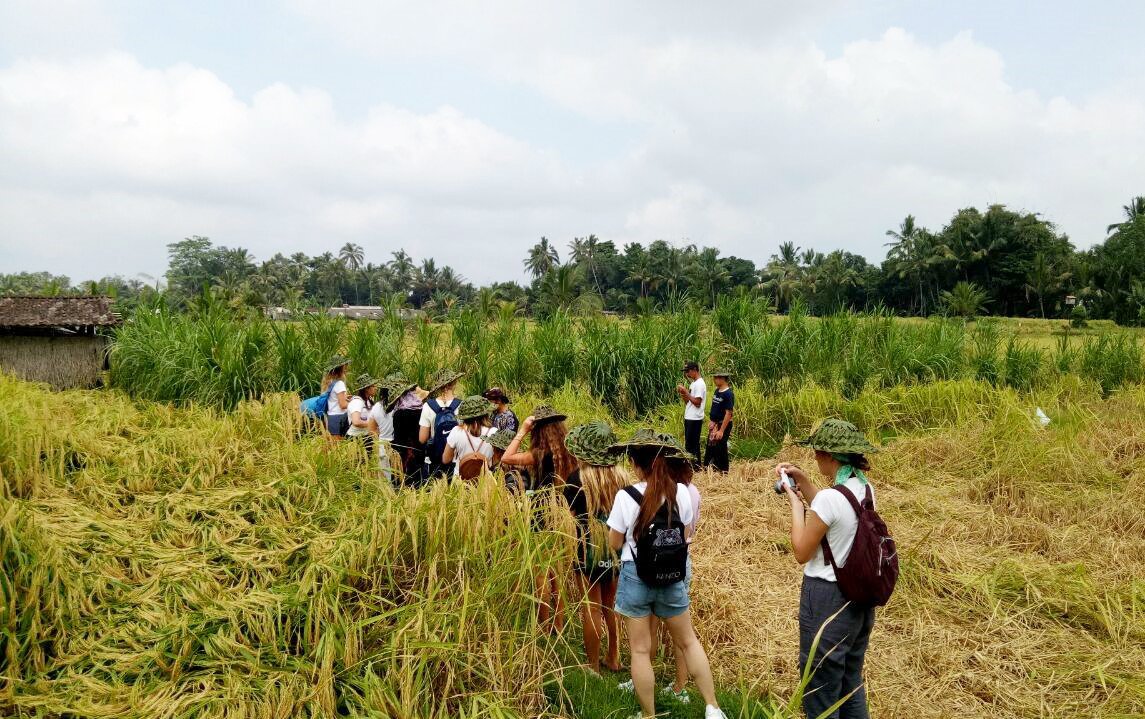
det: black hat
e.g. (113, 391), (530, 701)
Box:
(483, 387), (511, 404)
(683, 361), (700, 373)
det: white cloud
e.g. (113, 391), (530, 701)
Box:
(1, 13), (1143, 285)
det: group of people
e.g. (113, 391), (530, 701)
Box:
(315, 356), (883, 719)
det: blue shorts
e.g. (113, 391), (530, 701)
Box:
(326, 413), (349, 436)
(614, 561), (690, 619)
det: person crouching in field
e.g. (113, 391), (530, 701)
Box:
(563, 420), (630, 674)
(442, 395), (497, 480)
(322, 356), (350, 442)
(703, 370), (734, 473)
(776, 419), (884, 719)
(346, 374), (378, 460)
(502, 404), (577, 633)
(607, 430), (726, 719)
(676, 361), (706, 466)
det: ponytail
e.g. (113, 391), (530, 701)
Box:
(631, 453), (679, 538)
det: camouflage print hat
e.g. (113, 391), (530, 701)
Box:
(608, 428), (690, 460)
(457, 395), (495, 422)
(566, 420), (621, 467)
(712, 368), (733, 379)
(426, 367), (465, 396)
(352, 373), (380, 393)
(325, 355), (350, 373)
(381, 372), (417, 411)
(487, 429), (515, 452)
(794, 418), (879, 455)
(531, 404), (567, 426)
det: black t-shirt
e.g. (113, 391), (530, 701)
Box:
(710, 386), (735, 423)
(562, 470), (593, 568)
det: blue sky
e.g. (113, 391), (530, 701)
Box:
(2, 1), (1143, 286)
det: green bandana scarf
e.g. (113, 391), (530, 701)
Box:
(832, 453), (868, 485)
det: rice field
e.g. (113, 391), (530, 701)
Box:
(4, 369), (1143, 718)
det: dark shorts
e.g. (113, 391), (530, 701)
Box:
(326, 413), (349, 436)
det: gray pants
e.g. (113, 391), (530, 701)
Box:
(799, 576), (876, 719)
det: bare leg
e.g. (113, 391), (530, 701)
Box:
(536, 571), (552, 629)
(663, 609), (719, 708)
(672, 640), (689, 692)
(576, 575), (604, 671)
(600, 577), (621, 671)
(625, 615), (656, 718)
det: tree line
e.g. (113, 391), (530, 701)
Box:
(3, 197), (1144, 324)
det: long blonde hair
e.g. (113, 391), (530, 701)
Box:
(579, 463), (632, 517)
(321, 364), (347, 392)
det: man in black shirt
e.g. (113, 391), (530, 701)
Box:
(704, 370), (734, 473)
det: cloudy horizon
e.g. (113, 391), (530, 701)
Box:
(2, 1), (1143, 286)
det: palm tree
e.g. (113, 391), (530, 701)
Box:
(569, 234), (605, 296)
(885, 215), (940, 315)
(940, 281), (989, 319)
(540, 264), (585, 313)
(656, 246), (689, 297)
(626, 254), (657, 299)
(761, 242), (803, 311)
(524, 237), (560, 278)
(688, 247), (730, 307)
(1107, 196), (1145, 234)
(339, 243), (365, 271)
(1025, 252), (1071, 318)
(388, 250), (415, 293)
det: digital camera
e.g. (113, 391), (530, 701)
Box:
(773, 470), (796, 495)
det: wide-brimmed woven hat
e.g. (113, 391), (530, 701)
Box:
(487, 429), (515, 452)
(457, 395), (495, 422)
(608, 428), (689, 459)
(352, 373), (379, 393)
(426, 368), (465, 396)
(531, 404), (567, 426)
(712, 368), (732, 379)
(794, 418), (879, 455)
(325, 355), (350, 373)
(381, 371), (417, 411)
(566, 420), (620, 466)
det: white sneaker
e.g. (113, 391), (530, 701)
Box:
(617, 678), (634, 693)
(704, 705), (728, 719)
(660, 684), (690, 703)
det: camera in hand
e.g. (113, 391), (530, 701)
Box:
(774, 470), (796, 495)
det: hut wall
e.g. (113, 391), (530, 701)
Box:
(0, 334), (108, 389)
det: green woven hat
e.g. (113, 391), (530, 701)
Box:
(566, 420), (620, 466)
(352, 373), (380, 393)
(712, 368), (733, 379)
(487, 429), (514, 452)
(608, 428), (689, 459)
(324, 355), (350, 373)
(531, 404), (567, 426)
(794, 418), (879, 455)
(457, 395), (495, 422)
(381, 372), (417, 411)
(426, 367), (465, 395)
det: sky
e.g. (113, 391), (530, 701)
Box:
(1, 1), (1143, 287)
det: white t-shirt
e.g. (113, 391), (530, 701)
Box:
(368, 402), (394, 442)
(607, 481), (694, 563)
(685, 483), (701, 541)
(326, 380), (347, 415)
(345, 396), (371, 436)
(419, 398), (458, 440)
(804, 476), (876, 581)
(445, 426), (496, 476)
(684, 378), (707, 421)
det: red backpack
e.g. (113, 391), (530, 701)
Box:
(820, 485), (898, 606)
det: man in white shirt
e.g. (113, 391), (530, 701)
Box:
(676, 361), (706, 466)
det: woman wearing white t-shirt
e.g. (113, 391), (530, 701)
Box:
(776, 419), (880, 719)
(368, 378), (401, 483)
(441, 395), (496, 478)
(322, 356), (350, 441)
(606, 429), (726, 719)
(345, 373), (378, 460)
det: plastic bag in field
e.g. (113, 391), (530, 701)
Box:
(1035, 407), (1051, 427)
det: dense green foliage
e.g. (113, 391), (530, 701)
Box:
(5, 197), (1144, 323)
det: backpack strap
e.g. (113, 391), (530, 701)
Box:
(428, 398), (441, 413)
(448, 398), (461, 412)
(623, 486), (643, 504)
(819, 485), (863, 572)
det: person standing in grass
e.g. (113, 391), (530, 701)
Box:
(419, 368), (464, 481)
(776, 419), (881, 719)
(703, 370), (734, 473)
(502, 404), (577, 633)
(607, 430), (727, 719)
(676, 361), (706, 466)
(389, 371), (428, 487)
(370, 374), (411, 484)
(563, 420), (630, 675)
(346, 374), (379, 460)
(483, 387), (519, 434)
(322, 356), (351, 441)
(442, 395), (497, 480)
(486, 428), (527, 493)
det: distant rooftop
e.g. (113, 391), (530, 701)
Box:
(0, 296), (121, 328)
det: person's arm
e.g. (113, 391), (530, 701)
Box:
(418, 405), (432, 445)
(367, 414), (380, 437)
(350, 406), (370, 428)
(776, 462), (819, 504)
(336, 387), (348, 411)
(609, 528), (626, 552)
(715, 408), (733, 438)
(442, 443), (456, 465)
(501, 416), (536, 466)
(786, 487), (830, 564)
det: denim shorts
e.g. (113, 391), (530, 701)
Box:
(326, 413), (349, 436)
(614, 561), (690, 619)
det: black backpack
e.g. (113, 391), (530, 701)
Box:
(426, 398), (461, 464)
(821, 484), (899, 607)
(623, 486), (688, 587)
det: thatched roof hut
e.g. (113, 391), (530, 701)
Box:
(0, 296), (121, 389)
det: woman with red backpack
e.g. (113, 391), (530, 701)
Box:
(776, 418), (895, 719)
(605, 429), (726, 719)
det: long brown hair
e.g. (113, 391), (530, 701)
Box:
(579, 464), (632, 517)
(321, 364), (347, 392)
(630, 451), (680, 537)
(530, 420), (575, 486)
